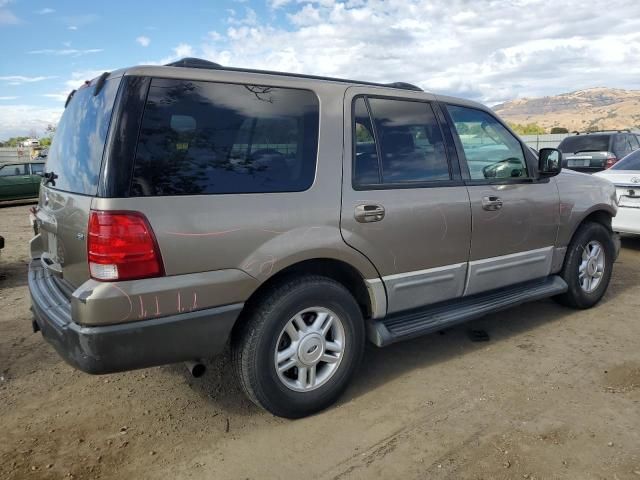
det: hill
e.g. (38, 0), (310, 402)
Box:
(492, 87), (640, 133)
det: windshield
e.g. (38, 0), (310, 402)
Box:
(558, 135), (610, 154)
(611, 150), (640, 170)
(45, 78), (120, 194)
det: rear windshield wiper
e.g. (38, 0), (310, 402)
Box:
(42, 171), (58, 185)
(573, 150), (603, 154)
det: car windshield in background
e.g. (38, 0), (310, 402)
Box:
(558, 135), (609, 154)
(44, 78), (120, 195)
(611, 150), (640, 170)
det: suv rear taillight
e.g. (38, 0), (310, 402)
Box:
(88, 210), (164, 281)
(605, 156), (618, 169)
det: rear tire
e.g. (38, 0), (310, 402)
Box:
(554, 222), (615, 309)
(231, 275), (365, 418)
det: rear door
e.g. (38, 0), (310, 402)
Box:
(0, 163), (32, 199)
(444, 103), (560, 296)
(35, 76), (121, 287)
(341, 88), (471, 314)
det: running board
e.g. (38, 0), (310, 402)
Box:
(367, 276), (568, 347)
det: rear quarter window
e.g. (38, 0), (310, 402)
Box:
(131, 79), (320, 196)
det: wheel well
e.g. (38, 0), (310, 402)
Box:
(581, 210), (612, 231)
(236, 259), (373, 328)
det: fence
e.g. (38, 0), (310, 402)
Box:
(520, 134), (572, 150)
(0, 147), (32, 164)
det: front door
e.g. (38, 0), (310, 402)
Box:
(0, 163), (33, 200)
(340, 88), (472, 314)
(445, 104), (560, 296)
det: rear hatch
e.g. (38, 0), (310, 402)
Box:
(35, 75), (121, 288)
(558, 135), (613, 173)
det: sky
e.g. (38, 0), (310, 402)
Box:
(1, 0), (640, 140)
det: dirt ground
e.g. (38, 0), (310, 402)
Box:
(1, 202), (639, 480)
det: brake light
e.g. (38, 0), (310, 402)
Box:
(88, 210), (164, 281)
(605, 156), (618, 169)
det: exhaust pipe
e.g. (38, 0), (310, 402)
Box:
(185, 361), (206, 378)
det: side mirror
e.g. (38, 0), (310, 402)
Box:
(538, 148), (562, 177)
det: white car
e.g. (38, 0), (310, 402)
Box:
(595, 150), (640, 235)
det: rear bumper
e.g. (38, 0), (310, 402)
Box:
(613, 207), (640, 235)
(29, 259), (242, 374)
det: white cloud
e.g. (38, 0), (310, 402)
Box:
(0, 75), (56, 85)
(0, 8), (19, 24)
(29, 48), (103, 56)
(136, 35), (151, 47)
(0, 96), (18, 100)
(42, 69), (113, 103)
(193, 0), (640, 104)
(36, 7), (55, 14)
(68, 25), (78, 30)
(0, 105), (62, 140)
(155, 43), (195, 65)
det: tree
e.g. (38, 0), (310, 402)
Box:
(508, 122), (546, 135)
(550, 127), (568, 134)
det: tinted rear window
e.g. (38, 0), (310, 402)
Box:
(131, 79), (319, 196)
(558, 135), (610, 154)
(45, 78), (120, 194)
(611, 150), (640, 170)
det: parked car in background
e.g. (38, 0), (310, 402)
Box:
(595, 149), (640, 235)
(29, 59), (618, 418)
(558, 131), (640, 173)
(0, 161), (45, 201)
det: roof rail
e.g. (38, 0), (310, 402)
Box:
(163, 57), (424, 92)
(585, 129), (631, 134)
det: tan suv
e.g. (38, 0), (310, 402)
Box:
(29, 58), (618, 418)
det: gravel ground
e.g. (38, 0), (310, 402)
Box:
(1, 202), (639, 480)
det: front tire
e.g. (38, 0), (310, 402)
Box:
(555, 222), (615, 309)
(231, 275), (365, 418)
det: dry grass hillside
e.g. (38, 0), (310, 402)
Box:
(493, 87), (640, 132)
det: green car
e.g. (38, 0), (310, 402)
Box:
(0, 161), (45, 201)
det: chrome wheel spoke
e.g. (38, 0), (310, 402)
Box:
(292, 314), (307, 333)
(320, 315), (334, 336)
(285, 322), (300, 341)
(277, 346), (296, 364)
(320, 353), (339, 364)
(325, 341), (341, 353)
(311, 311), (329, 331)
(297, 366), (308, 387)
(308, 365), (317, 387)
(278, 357), (298, 373)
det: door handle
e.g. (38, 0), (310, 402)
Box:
(355, 204), (385, 223)
(482, 196), (503, 211)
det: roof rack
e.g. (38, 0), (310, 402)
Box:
(163, 57), (424, 92)
(581, 129), (631, 135)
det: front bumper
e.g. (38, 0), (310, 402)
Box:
(29, 259), (243, 374)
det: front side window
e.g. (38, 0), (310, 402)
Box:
(352, 96), (450, 187)
(447, 105), (528, 180)
(131, 79), (319, 196)
(0, 164), (28, 177)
